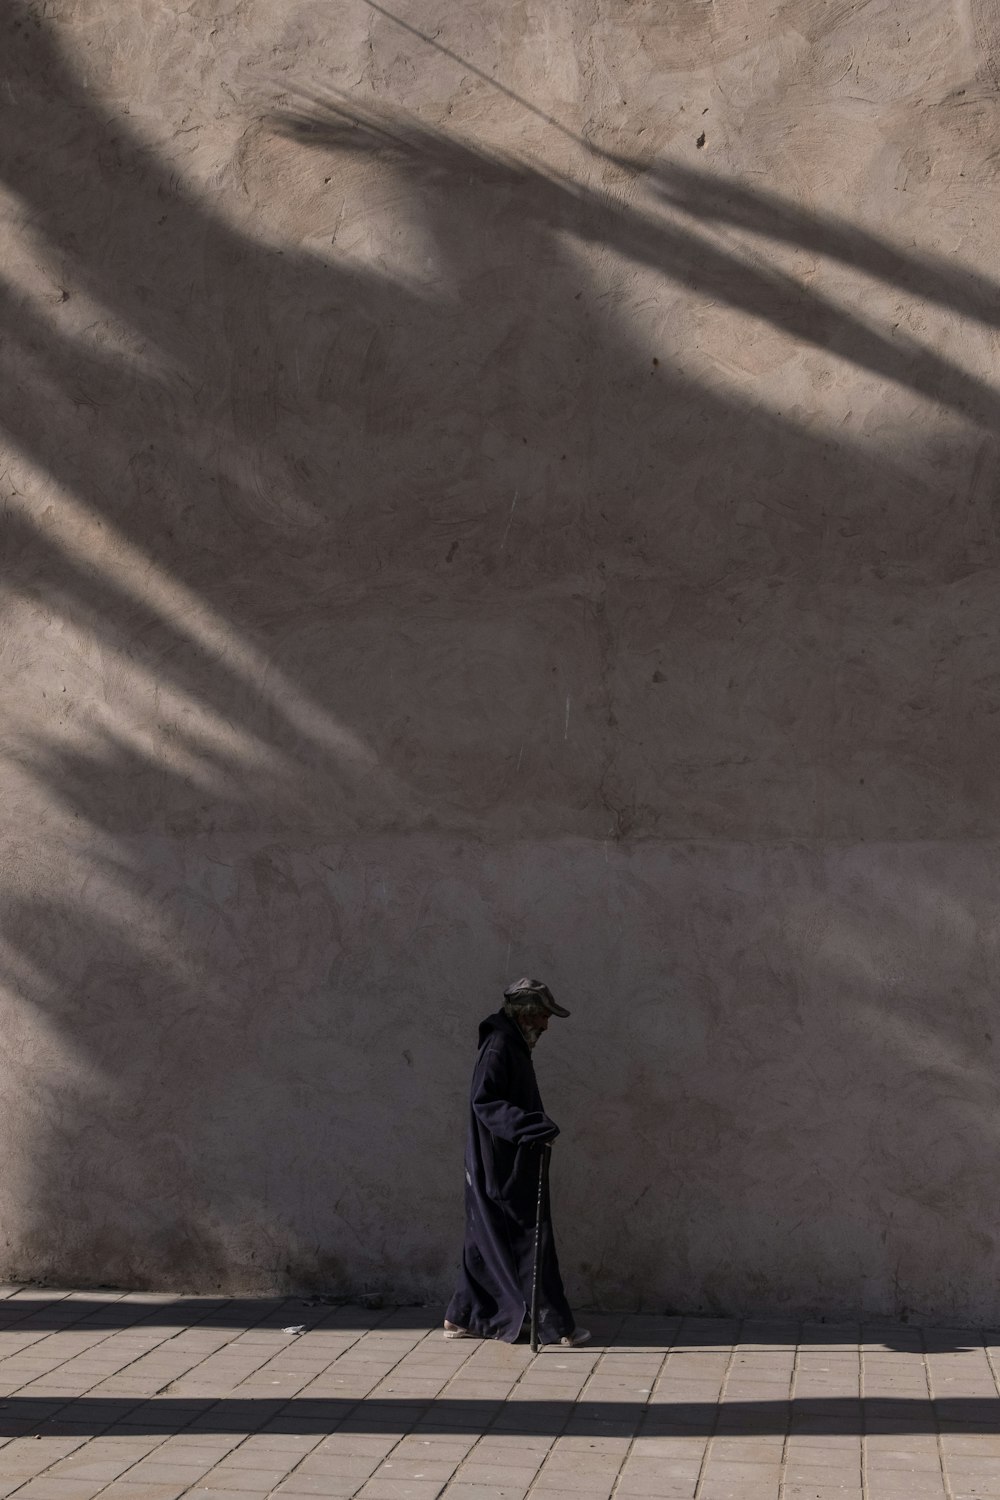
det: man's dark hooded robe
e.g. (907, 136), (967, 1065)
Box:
(446, 1009), (575, 1343)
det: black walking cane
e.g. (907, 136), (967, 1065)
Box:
(529, 1142), (551, 1354)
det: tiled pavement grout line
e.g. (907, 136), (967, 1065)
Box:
(984, 1326), (1000, 1393)
(0, 1299), (149, 1413)
(859, 1329), (869, 1500)
(2, 1292), (266, 1412)
(921, 1327), (955, 1500)
(983, 1323), (1000, 1419)
(350, 1312), (641, 1500)
(0, 1289), (211, 1382)
(446, 1320), (561, 1489)
(0, 1297), (396, 1499)
(0, 1303), (633, 1499)
(0, 1291), (192, 1436)
(101, 1304), (404, 1498)
(520, 1316), (628, 1500)
(0, 1302), (659, 1500)
(0, 1288), (77, 1313)
(691, 1319), (740, 1500)
(0, 1285), (96, 1370)
(326, 1312), (551, 1495)
(12, 1308), (1000, 1500)
(176, 1303), (410, 1490)
(9, 1299), (174, 1366)
(602, 1319), (675, 1500)
(0, 1287), (124, 1337)
(250, 1318), (482, 1500)
(0, 1294), (222, 1499)
(775, 1319), (801, 1499)
(389, 1321), (518, 1488)
(980, 1329), (1000, 1500)
(0, 1297), (221, 1463)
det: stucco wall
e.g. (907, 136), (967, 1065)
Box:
(3, 0), (1000, 1320)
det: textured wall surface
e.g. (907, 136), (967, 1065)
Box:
(2, 0), (1000, 1320)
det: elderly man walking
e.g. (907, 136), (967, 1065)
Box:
(444, 978), (590, 1347)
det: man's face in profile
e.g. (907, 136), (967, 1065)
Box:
(518, 1005), (550, 1050)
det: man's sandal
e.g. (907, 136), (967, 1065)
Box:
(443, 1320), (474, 1339)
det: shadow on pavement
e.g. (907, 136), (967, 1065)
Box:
(1, 1394), (999, 1440)
(0, 1298), (989, 1352)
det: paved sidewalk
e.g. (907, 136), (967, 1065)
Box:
(0, 1290), (999, 1500)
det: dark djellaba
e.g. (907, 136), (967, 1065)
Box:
(444, 978), (590, 1347)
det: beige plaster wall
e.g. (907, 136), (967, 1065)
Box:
(2, 0), (1000, 1320)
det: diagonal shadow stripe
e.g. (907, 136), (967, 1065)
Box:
(1, 1395), (999, 1439)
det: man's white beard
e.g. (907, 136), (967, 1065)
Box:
(522, 1024), (544, 1050)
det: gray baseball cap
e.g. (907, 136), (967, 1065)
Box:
(503, 977), (571, 1018)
